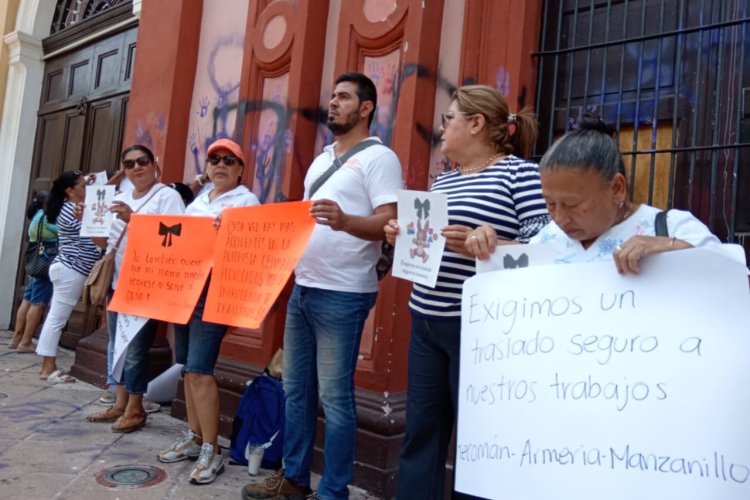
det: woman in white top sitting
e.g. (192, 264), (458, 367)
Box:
(466, 113), (728, 270)
(157, 138), (260, 486)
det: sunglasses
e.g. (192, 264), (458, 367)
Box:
(208, 154), (240, 166)
(122, 156), (152, 169)
(440, 112), (475, 127)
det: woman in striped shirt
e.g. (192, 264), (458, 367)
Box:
(384, 85), (549, 499)
(36, 171), (101, 381)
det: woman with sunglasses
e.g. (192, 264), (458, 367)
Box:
(384, 85), (549, 499)
(35, 171), (101, 381)
(157, 138), (259, 485)
(87, 144), (185, 432)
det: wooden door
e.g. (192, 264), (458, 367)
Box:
(16, 25), (137, 348)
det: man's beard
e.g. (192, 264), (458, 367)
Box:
(327, 111), (361, 136)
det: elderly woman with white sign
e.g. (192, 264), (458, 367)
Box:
(466, 114), (729, 269)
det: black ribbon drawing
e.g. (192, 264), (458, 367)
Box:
(503, 253), (529, 269)
(159, 222), (182, 247)
(96, 189), (105, 201)
(414, 198), (430, 219)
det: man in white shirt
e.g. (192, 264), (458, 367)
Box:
(243, 73), (402, 500)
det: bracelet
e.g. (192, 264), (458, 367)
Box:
(669, 237), (676, 250)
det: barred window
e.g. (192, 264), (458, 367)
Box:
(535, 0), (750, 246)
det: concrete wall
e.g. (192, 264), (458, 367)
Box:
(181, 0), (249, 183)
(0, 0), (20, 124)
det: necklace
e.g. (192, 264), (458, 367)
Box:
(458, 153), (503, 174)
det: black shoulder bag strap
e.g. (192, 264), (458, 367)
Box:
(655, 210), (669, 237)
(35, 214), (44, 244)
(307, 139), (380, 198)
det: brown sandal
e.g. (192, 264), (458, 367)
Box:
(87, 405), (124, 423)
(111, 413), (147, 433)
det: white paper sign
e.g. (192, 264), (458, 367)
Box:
(392, 190), (448, 287)
(112, 312), (149, 381)
(475, 243), (556, 274)
(80, 185), (115, 237)
(457, 248), (750, 500)
(89, 170), (109, 185)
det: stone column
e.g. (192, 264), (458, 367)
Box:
(0, 30), (44, 327)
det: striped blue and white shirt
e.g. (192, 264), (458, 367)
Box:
(54, 202), (101, 276)
(409, 156), (549, 319)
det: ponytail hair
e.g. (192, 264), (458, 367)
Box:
(452, 85), (539, 158)
(26, 190), (49, 220)
(46, 170), (82, 224)
(539, 113), (625, 183)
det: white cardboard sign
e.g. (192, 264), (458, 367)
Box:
(457, 248), (750, 500)
(80, 185), (115, 237)
(392, 190), (448, 288)
(112, 312), (149, 382)
(475, 243), (556, 274)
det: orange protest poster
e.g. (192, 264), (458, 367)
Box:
(108, 214), (217, 324)
(203, 201), (315, 328)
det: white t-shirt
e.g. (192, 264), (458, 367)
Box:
(186, 184), (260, 217)
(108, 183), (186, 288)
(528, 204), (725, 264)
(294, 137), (403, 293)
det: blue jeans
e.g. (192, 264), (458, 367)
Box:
(282, 284), (377, 500)
(106, 292), (158, 394)
(396, 315), (480, 500)
(173, 293), (227, 375)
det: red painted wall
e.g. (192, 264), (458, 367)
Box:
(123, 0), (202, 180)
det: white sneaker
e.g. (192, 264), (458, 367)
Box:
(158, 430), (202, 463)
(189, 443), (225, 485)
(98, 389), (115, 405)
(142, 398), (161, 413)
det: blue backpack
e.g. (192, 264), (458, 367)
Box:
(229, 373), (285, 469)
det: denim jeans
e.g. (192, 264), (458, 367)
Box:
(106, 292), (158, 394)
(396, 315), (481, 500)
(282, 284), (377, 500)
(23, 276), (53, 305)
(173, 292), (227, 375)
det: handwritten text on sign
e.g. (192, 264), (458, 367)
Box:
(457, 248), (750, 500)
(203, 201), (314, 328)
(108, 214), (216, 324)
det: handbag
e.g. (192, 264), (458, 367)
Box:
(308, 139), (394, 280)
(82, 231), (123, 307)
(24, 216), (58, 279)
(83, 185), (166, 306)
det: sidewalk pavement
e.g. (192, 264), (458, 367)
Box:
(0, 330), (380, 500)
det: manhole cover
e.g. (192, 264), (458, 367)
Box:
(95, 465), (167, 489)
